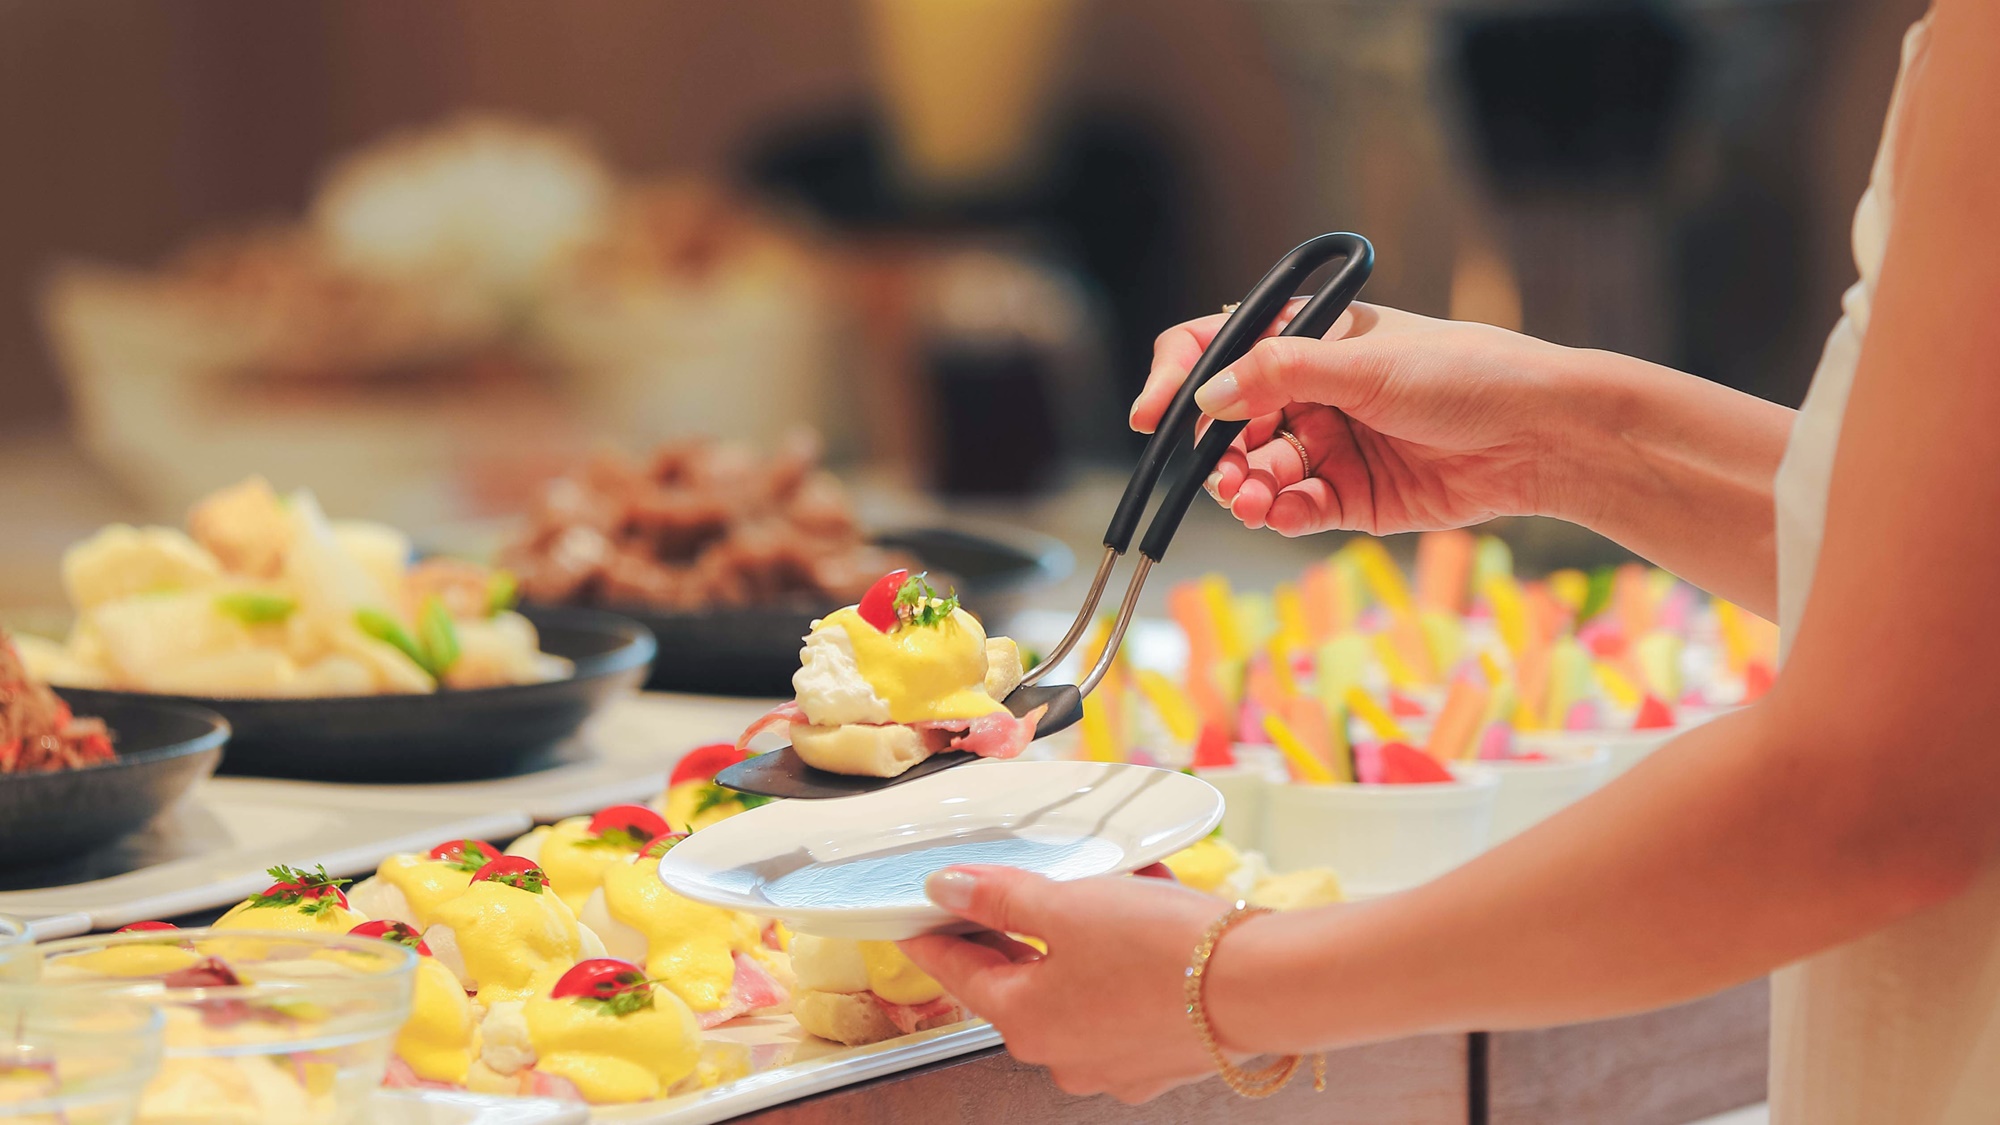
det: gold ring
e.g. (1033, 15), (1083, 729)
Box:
(1276, 428), (1312, 477)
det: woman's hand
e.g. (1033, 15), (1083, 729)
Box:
(1130, 302), (1584, 537)
(898, 866), (1232, 1103)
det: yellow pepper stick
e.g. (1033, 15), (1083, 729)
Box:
(1200, 575), (1246, 664)
(1420, 609), (1465, 678)
(1594, 660), (1642, 711)
(1135, 669), (1200, 746)
(1323, 699), (1356, 782)
(1273, 583), (1311, 654)
(1343, 686), (1410, 743)
(1478, 650), (1507, 687)
(1483, 574), (1530, 657)
(1715, 600), (1751, 677)
(1263, 712), (1337, 785)
(1548, 569), (1589, 613)
(1372, 632), (1424, 692)
(1347, 538), (1414, 618)
(1078, 693), (1122, 763)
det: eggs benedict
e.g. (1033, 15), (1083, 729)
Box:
(351, 920), (479, 1090)
(213, 865), (365, 934)
(506, 804), (672, 913)
(788, 934), (965, 1045)
(471, 958), (702, 1104)
(349, 838), (501, 928)
(1161, 836), (1345, 910)
(420, 857), (607, 1005)
(576, 834), (791, 1029)
(660, 744), (770, 832)
(738, 570), (1039, 777)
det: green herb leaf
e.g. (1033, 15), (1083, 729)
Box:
(690, 784), (772, 819)
(574, 826), (654, 851)
(247, 864), (350, 914)
(215, 591), (298, 625)
(356, 609), (428, 674)
(576, 984), (658, 1018)
(434, 842), (490, 873)
(417, 596), (460, 678)
(485, 570), (519, 617)
(891, 572), (960, 629)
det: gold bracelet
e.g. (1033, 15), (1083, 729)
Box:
(1183, 901), (1327, 1099)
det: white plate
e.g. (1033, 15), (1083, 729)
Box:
(658, 760), (1223, 940)
(0, 777), (531, 930)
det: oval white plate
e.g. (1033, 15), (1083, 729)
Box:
(657, 760), (1224, 940)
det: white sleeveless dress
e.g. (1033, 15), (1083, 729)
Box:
(1769, 14), (2000, 1122)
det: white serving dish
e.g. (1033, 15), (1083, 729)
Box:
(659, 760), (1224, 940)
(1477, 747), (1612, 843)
(1264, 770), (1498, 898)
(1516, 727), (1678, 781)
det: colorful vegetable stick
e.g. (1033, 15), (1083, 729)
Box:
(1347, 538), (1414, 618)
(1483, 574), (1531, 656)
(1344, 686), (1410, 743)
(1633, 630), (1683, 702)
(1135, 669), (1200, 746)
(1414, 528), (1475, 613)
(1425, 678), (1491, 762)
(1542, 636), (1595, 730)
(1079, 693), (1122, 763)
(1315, 632), (1371, 709)
(1278, 694), (1335, 774)
(1472, 534), (1514, 594)
(1264, 712), (1338, 785)
(1300, 562), (1339, 641)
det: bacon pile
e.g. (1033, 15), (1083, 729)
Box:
(502, 433), (913, 611)
(0, 631), (114, 774)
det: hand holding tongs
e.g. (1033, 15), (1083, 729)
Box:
(719, 233), (1374, 799)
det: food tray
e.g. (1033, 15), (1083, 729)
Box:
(598, 1020), (1002, 1124)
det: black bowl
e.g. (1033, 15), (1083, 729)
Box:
(539, 524), (1071, 697)
(0, 693), (228, 870)
(55, 606), (655, 783)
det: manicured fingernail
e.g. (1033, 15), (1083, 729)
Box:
(1204, 471), (1223, 498)
(1128, 400), (1142, 428)
(1194, 372), (1240, 414)
(928, 869), (977, 912)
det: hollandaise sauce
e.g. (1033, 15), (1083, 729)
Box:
(530, 819), (635, 913)
(601, 858), (762, 1014)
(856, 941), (945, 1006)
(400, 957), (477, 1084)
(524, 988), (701, 1103)
(431, 881), (583, 1004)
(823, 606), (1007, 723)
(375, 855), (476, 927)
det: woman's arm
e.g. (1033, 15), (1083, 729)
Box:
(1201, 0), (2000, 1057)
(904, 0), (2000, 1098)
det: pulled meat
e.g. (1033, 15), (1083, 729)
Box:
(502, 432), (911, 611)
(0, 631), (115, 773)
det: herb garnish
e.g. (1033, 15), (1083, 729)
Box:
(247, 865), (350, 916)
(891, 572), (959, 629)
(691, 784), (772, 818)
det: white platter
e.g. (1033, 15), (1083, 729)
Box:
(217, 693), (771, 823)
(597, 1018), (1001, 1124)
(0, 777), (531, 930)
(659, 760), (1224, 940)
(373, 1089), (588, 1125)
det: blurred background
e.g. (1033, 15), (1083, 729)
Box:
(0, 0), (1928, 619)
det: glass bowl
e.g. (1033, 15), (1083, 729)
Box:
(0, 990), (163, 1124)
(0, 919), (36, 985)
(33, 930), (413, 1125)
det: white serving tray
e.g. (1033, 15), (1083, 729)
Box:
(374, 1090), (589, 1125)
(217, 693), (773, 824)
(597, 1019), (1003, 1124)
(0, 777), (530, 930)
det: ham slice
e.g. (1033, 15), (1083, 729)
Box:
(868, 993), (965, 1036)
(912, 705), (1045, 761)
(382, 1057), (459, 1091)
(694, 951), (792, 1030)
(742, 699), (1044, 764)
(736, 701), (804, 753)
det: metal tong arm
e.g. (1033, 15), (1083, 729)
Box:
(1047, 233), (1374, 697)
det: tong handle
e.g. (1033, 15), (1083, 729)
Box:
(1102, 232), (1374, 555)
(1136, 233), (1372, 562)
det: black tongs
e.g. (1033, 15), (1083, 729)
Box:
(718, 233), (1374, 799)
